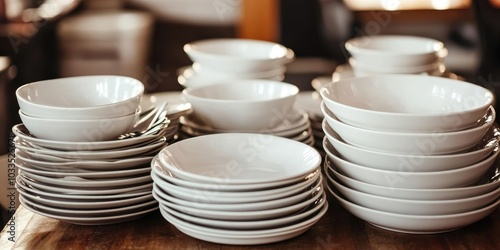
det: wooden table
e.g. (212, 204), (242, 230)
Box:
(1, 190), (498, 249)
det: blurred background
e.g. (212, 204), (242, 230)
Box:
(1, 0), (500, 158)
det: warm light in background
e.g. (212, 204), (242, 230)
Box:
(344, 0), (470, 10)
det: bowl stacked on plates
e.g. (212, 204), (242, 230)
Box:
(179, 79), (315, 146)
(12, 75), (177, 225)
(178, 38), (294, 89)
(319, 74), (500, 234)
(150, 133), (327, 245)
(345, 35), (448, 77)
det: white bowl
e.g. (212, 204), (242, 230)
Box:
(157, 133), (321, 185)
(349, 58), (445, 76)
(323, 138), (499, 189)
(345, 35), (447, 66)
(326, 181), (500, 234)
(19, 109), (139, 142)
(320, 74), (495, 133)
(328, 172), (500, 215)
(323, 120), (499, 172)
(191, 63), (286, 79)
(184, 38), (294, 73)
(324, 154), (500, 200)
(321, 102), (495, 155)
(182, 80), (299, 130)
(16, 75), (144, 119)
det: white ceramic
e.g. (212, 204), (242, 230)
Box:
(349, 57), (445, 76)
(191, 63), (286, 79)
(323, 120), (499, 172)
(184, 38), (294, 73)
(345, 35), (446, 66)
(178, 72), (285, 89)
(140, 91), (192, 118)
(321, 102), (495, 155)
(152, 157), (320, 192)
(324, 156), (500, 200)
(326, 182), (500, 234)
(16, 75), (144, 119)
(153, 186), (325, 221)
(328, 173), (499, 215)
(295, 91), (323, 120)
(19, 109), (140, 142)
(323, 138), (499, 189)
(182, 80), (299, 130)
(157, 133), (321, 184)
(320, 74), (495, 133)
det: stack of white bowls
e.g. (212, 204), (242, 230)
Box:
(151, 133), (327, 245)
(180, 79), (315, 146)
(345, 35), (448, 77)
(319, 74), (500, 234)
(13, 75), (176, 225)
(178, 38), (294, 89)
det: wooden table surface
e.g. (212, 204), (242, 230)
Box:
(1, 191), (498, 250)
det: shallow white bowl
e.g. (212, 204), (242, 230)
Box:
(19, 109), (139, 142)
(349, 57), (444, 75)
(323, 120), (499, 172)
(326, 181), (500, 234)
(321, 102), (495, 155)
(182, 79), (299, 130)
(320, 74), (494, 133)
(323, 138), (499, 189)
(345, 35), (446, 66)
(157, 133), (321, 185)
(191, 62), (286, 79)
(16, 75), (144, 119)
(184, 38), (294, 73)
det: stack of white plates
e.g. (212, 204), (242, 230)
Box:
(151, 133), (328, 245)
(295, 91), (324, 157)
(178, 110), (315, 146)
(12, 120), (177, 225)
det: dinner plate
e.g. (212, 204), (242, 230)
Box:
(17, 186), (154, 209)
(18, 174), (153, 195)
(20, 170), (152, 188)
(12, 123), (167, 151)
(326, 181), (500, 234)
(151, 156), (321, 192)
(153, 186), (325, 221)
(158, 194), (326, 230)
(20, 196), (158, 225)
(152, 171), (322, 205)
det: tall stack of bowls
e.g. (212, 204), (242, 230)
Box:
(151, 133), (327, 245)
(345, 35), (448, 77)
(179, 79), (315, 146)
(178, 38), (295, 89)
(319, 74), (500, 234)
(13, 75), (171, 225)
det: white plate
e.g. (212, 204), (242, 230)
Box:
(159, 196), (326, 230)
(158, 200), (327, 245)
(15, 137), (167, 160)
(12, 123), (166, 151)
(151, 156), (320, 192)
(151, 172), (322, 205)
(326, 181), (500, 234)
(15, 149), (153, 170)
(20, 170), (152, 188)
(18, 174), (153, 195)
(153, 186), (325, 221)
(157, 133), (322, 185)
(140, 91), (192, 117)
(20, 196), (158, 225)
(17, 186), (154, 209)
(295, 91), (323, 119)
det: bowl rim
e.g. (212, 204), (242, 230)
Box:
(345, 35), (445, 56)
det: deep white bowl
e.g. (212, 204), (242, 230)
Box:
(321, 102), (495, 155)
(323, 137), (499, 189)
(326, 181), (500, 234)
(157, 133), (321, 185)
(322, 120), (499, 172)
(345, 35), (447, 66)
(182, 80), (299, 130)
(16, 75), (144, 119)
(320, 74), (494, 133)
(19, 109), (139, 142)
(184, 38), (294, 73)
(324, 154), (500, 200)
